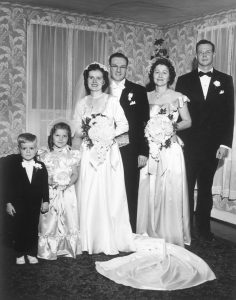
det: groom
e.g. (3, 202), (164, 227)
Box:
(109, 52), (149, 232)
(176, 39), (234, 241)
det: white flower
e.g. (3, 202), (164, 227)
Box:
(34, 162), (42, 169)
(53, 169), (70, 186)
(22, 161), (42, 169)
(128, 93), (133, 101)
(213, 80), (221, 87)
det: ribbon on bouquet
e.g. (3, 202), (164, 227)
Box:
(89, 142), (119, 171)
(49, 187), (65, 234)
(148, 152), (168, 176)
(148, 135), (184, 176)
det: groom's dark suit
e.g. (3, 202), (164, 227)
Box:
(176, 69), (234, 237)
(118, 79), (149, 232)
(5, 154), (49, 256)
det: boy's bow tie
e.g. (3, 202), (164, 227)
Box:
(198, 71), (212, 77)
(22, 160), (35, 168)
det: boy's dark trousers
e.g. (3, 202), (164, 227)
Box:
(13, 204), (41, 257)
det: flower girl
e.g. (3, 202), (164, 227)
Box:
(38, 121), (81, 260)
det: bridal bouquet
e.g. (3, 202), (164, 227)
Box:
(82, 113), (115, 162)
(145, 110), (175, 162)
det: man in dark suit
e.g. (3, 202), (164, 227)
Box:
(5, 133), (49, 264)
(109, 52), (149, 232)
(176, 39), (234, 241)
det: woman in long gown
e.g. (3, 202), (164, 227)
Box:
(136, 58), (191, 247)
(73, 62), (135, 255)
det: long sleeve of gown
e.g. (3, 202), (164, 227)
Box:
(111, 97), (129, 137)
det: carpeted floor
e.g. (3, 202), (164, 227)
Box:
(0, 236), (236, 300)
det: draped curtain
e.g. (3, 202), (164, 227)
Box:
(27, 22), (108, 147)
(198, 24), (236, 201)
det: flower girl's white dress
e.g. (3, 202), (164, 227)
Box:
(38, 146), (81, 259)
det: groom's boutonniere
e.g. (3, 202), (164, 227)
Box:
(128, 92), (136, 105)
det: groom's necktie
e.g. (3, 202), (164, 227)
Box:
(198, 71), (212, 77)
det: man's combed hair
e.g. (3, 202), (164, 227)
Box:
(196, 39), (215, 53)
(109, 52), (129, 66)
(17, 133), (37, 146)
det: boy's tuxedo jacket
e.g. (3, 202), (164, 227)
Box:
(5, 154), (49, 212)
(176, 68), (234, 159)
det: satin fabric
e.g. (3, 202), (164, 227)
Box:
(38, 147), (81, 259)
(75, 95), (135, 254)
(96, 234), (216, 290)
(137, 94), (191, 247)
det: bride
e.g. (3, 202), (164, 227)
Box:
(73, 62), (135, 255)
(136, 57), (191, 247)
(73, 61), (215, 290)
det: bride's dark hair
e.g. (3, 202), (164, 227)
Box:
(83, 63), (109, 95)
(146, 58), (176, 91)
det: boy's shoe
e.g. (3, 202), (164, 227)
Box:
(16, 256), (25, 265)
(27, 255), (38, 264)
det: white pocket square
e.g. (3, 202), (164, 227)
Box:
(219, 90), (224, 94)
(130, 101), (136, 105)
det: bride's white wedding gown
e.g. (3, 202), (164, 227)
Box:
(96, 234), (216, 290)
(74, 93), (135, 255)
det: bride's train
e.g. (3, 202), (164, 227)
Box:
(96, 234), (216, 290)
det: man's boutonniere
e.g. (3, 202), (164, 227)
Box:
(213, 80), (224, 94)
(35, 162), (42, 169)
(128, 92), (136, 105)
(213, 80), (221, 87)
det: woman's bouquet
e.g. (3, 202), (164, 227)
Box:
(52, 168), (71, 190)
(82, 113), (115, 163)
(145, 110), (176, 162)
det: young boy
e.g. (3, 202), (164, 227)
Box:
(5, 133), (49, 264)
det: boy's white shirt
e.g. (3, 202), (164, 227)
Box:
(22, 160), (35, 182)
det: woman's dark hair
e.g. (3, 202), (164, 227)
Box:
(48, 122), (72, 151)
(146, 58), (176, 91)
(83, 63), (109, 95)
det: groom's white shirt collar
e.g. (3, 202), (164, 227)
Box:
(110, 79), (126, 99)
(110, 79), (126, 89)
(198, 67), (213, 73)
